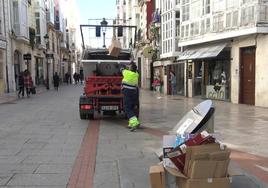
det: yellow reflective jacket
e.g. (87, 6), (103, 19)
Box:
(122, 69), (139, 89)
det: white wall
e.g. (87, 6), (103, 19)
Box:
(255, 34), (268, 107)
(231, 36), (255, 104)
(230, 34), (268, 107)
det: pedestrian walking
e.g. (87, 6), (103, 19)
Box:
(23, 70), (33, 98)
(170, 71), (177, 95)
(80, 69), (84, 85)
(18, 72), (25, 98)
(53, 72), (60, 91)
(121, 62), (140, 132)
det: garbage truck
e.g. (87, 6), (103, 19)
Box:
(79, 22), (138, 119)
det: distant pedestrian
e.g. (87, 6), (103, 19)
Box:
(23, 70), (33, 98)
(53, 72), (60, 91)
(80, 69), (84, 84)
(18, 72), (25, 98)
(170, 71), (176, 95)
(73, 72), (79, 84)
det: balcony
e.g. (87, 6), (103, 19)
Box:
(179, 3), (268, 46)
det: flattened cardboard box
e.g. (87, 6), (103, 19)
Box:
(149, 165), (166, 188)
(164, 163), (242, 188)
(177, 177), (231, 188)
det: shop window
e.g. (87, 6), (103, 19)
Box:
(205, 59), (230, 100)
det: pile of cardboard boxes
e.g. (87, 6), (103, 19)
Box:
(150, 131), (237, 188)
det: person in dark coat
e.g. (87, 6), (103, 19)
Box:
(53, 72), (60, 91)
(18, 72), (25, 98)
(23, 70), (33, 98)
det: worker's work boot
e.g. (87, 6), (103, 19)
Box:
(129, 116), (140, 132)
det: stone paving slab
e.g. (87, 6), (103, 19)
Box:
(6, 174), (69, 186)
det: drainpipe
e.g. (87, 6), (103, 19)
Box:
(3, 0), (9, 93)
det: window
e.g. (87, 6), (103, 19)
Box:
(176, 20), (180, 37)
(194, 21), (199, 35)
(0, 0), (3, 35)
(35, 12), (41, 44)
(213, 14), (224, 32)
(200, 19), (205, 34)
(232, 11), (238, 27)
(203, 0), (210, 15)
(182, 0), (190, 21)
(181, 25), (185, 38)
(226, 12), (231, 28)
(191, 0), (201, 19)
(212, 0), (224, 13)
(190, 23), (194, 36)
(226, 0), (239, 10)
(176, 0), (180, 5)
(241, 6), (255, 25)
(185, 24), (189, 37)
(12, 1), (19, 34)
(206, 18), (210, 33)
(0, 51), (3, 79)
(260, 5), (268, 22)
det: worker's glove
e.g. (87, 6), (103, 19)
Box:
(120, 64), (126, 72)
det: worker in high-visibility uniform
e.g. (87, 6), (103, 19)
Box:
(121, 62), (140, 131)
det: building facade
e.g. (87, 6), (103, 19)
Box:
(157, 0), (184, 95)
(0, 0), (9, 94)
(178, 0), (268, 107)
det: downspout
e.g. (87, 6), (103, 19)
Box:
(3, 0), (9, 93)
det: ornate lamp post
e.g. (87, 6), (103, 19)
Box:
(44, 34), (50, 90)
(100, 18), (108, 48)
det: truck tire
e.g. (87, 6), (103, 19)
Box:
(88, 113), (94, 120)
(80, 113), (87, 120)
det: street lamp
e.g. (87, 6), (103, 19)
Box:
(44, 34), (49, 90)
(100, 18), (108, 48)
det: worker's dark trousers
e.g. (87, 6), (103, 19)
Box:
(122, 88), (138, 119)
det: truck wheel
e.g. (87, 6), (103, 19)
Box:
(88, 113), (94, 120)
(80, 113), (87, 120)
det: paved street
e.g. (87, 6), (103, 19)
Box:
(0, 85), (268, 188)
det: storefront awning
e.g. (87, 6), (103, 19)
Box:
(177, 43), (227, 61)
